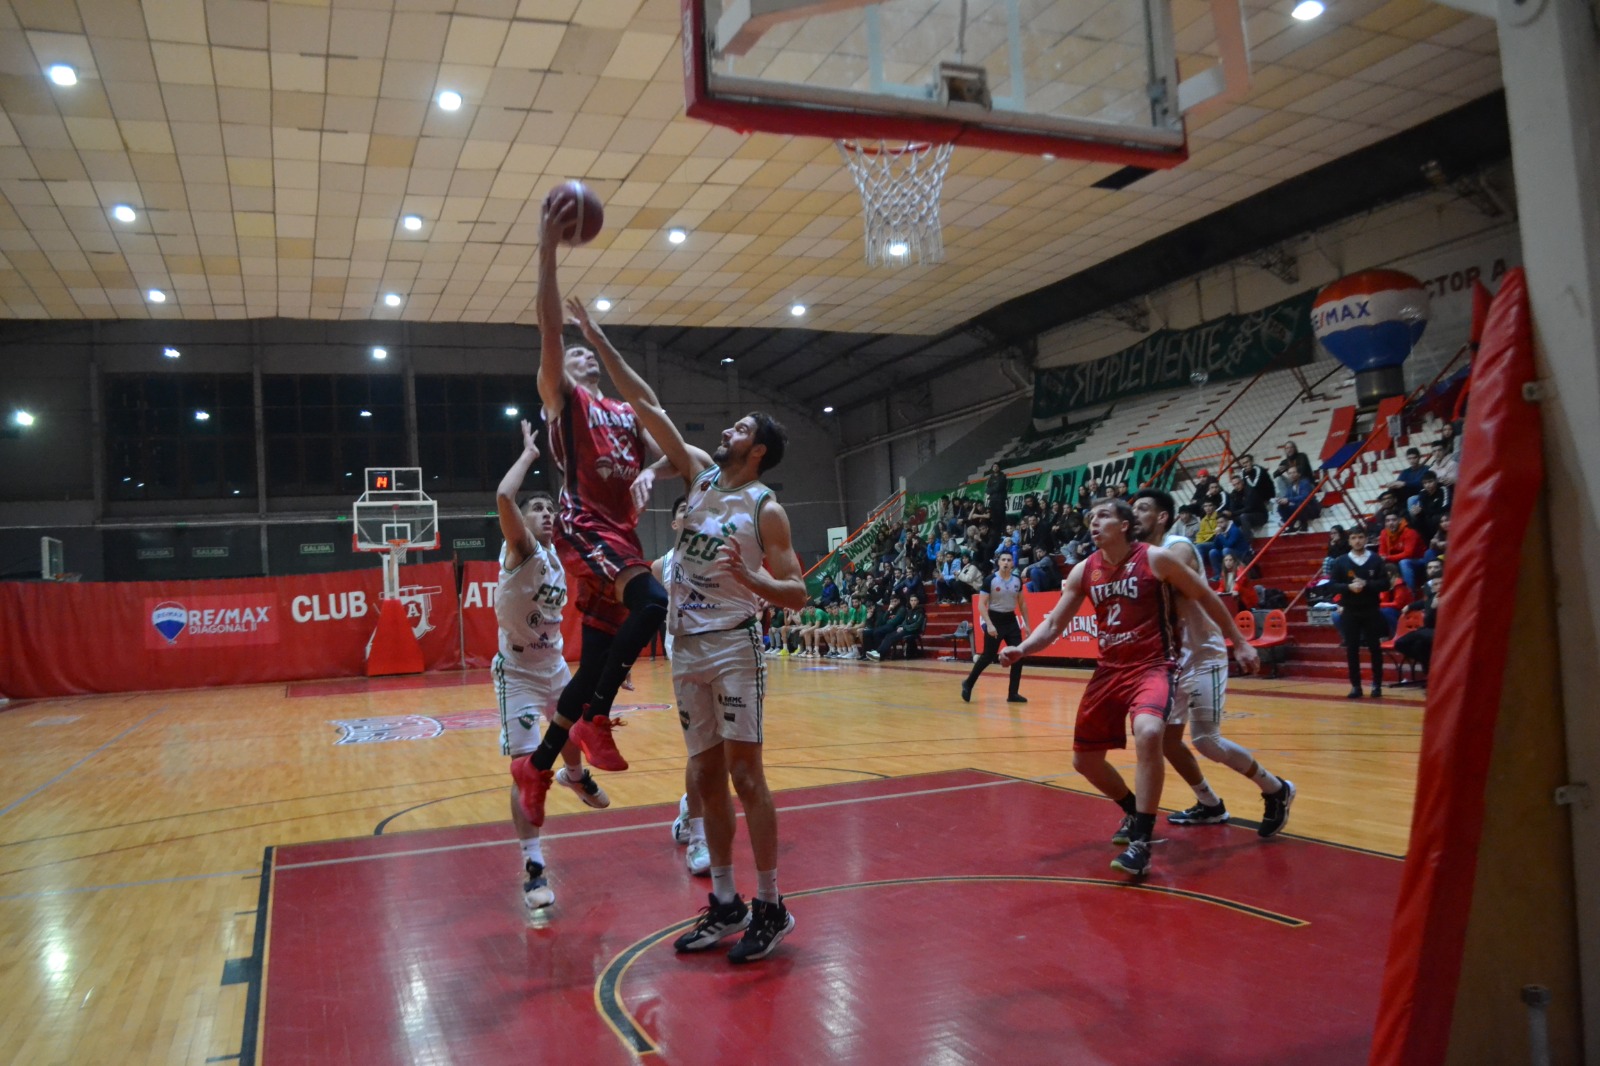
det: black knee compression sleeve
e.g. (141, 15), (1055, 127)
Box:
(585, 573), (669, 718)
(536, 627), (613, 769)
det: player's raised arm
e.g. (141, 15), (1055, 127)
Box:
(1000, 560), (1087, 664)
(494, 420), (540, 567)
(1148, 545), (1261, 674)
(536, 201), (578, 414)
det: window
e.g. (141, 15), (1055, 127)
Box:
(415, 374), (539, 492)
(105, 374), (255, 501)
(264, 374), (405, 496)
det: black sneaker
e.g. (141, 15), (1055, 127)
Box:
(1168, 801), (1230, 826)
(1111, 813), (1135, 846)
(1346, 687), (1363, 699)
(960, 682), (972, 703)
(1259, 780), (1296, 839)
(728, 898), (796, 963)
(1007, 693), (1028, 703)
(672, 893), (750, 952)
(1110, 839), (1151, 878)
(1370, 686), (1382, 699)
(523, 860), (555, 911)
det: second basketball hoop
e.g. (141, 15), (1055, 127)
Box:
(837, 140), (954, 268)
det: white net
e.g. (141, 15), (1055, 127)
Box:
(836, 140), (955, 268)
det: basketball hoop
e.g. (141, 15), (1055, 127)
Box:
(836, 140), (954, 268)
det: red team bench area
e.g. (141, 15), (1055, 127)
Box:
(262, 771), (1400, 1066)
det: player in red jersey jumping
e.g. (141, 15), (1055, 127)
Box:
(508, 198), (671, 826)
(1001, 498), (1260, 878)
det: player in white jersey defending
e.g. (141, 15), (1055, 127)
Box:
(1130, 489), (1296, 838)
(654, 495), (712, 877)
(565, 295), (807, 963)
(495, 421), (611, 912)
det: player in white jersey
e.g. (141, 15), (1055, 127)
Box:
(570, 306), (807, 963)
(653, 495), (712, 877)
(495, 421), (612, 912)
(1131, 490), (1296, 838)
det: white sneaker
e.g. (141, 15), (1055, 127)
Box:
(671, 794), (691, 844)
(866, 650), (881, 661)
(685, 839), (711, 876)
(554, 766), (610, 809)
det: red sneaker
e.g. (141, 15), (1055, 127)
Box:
(509, 756), (554, 827)
(570, 715), (629, 772)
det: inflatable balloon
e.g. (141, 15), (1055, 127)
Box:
(1313, 269), (1429, 404)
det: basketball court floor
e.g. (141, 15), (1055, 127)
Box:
(0, 656), (1422, 1064)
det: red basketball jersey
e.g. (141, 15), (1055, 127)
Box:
(1083, 541), (1180, 669)
(548, 384), (646, 533)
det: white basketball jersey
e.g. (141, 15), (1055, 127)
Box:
(1163, 533), (1227, 672)
(496, 539), (567, 671)
(669, 467), (771, 636)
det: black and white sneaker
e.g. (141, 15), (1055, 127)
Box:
(554, 766), (610, 809)
(1110, 839), (1152, 878)
(1111, 813), (1135, 846)
(728, 898), (795, 963)
(1259, 780), (1296, 839)
(672, 893), (751, 952)
(1168, 801), (1230, 826)
(523, 860), (555, 911)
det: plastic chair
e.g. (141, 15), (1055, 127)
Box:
(1249, 609), (1290, 678)
(1384, 610), (1427, 684)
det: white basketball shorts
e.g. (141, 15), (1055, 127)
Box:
(1170, 661), (1227, 727)
(672, 623), (766, 757)
(493, 650), (572, 757)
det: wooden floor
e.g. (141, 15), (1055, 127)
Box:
(0, 657), (1423, 1065)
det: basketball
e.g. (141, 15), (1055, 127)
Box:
(543, 180), (604, 245)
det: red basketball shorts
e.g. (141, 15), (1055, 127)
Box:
(556, 517), (648, 635)
(1073, 663), (1177, 752)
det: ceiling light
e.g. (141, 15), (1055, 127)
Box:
(232, 489), (241, 495)
(163, 347), (180, 359)
(402, 215), (423, 231)
(383, 293), (402, 307)
(122, 477), (131, 482)
(147, 289), (166, 303)
(47, 64), (77, 87)
(505, 406), (519, 416)
(12, 410), (35, 427)
(594, 298), (612, 311)
(437, 90), (462, 110)
(194, 410), (211, 422)
(137, 482), (145, 488)
(359, 409), (372, 418)
(1291, 0), (1324, 18)
(371, 346), (388, 360)
(790, 304), (806, 317)
(720, 357), (735, 365)
(822, 406), (834, 414)
(887, 242), (909, 257)
(667, 228), (687, 245)
(112, 204), (137, 223)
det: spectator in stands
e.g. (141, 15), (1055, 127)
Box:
(1025, 547), (1061, 592)
(862, 593), (905, 655)
(1169, 504), (1201, 543)
(1378, 563), (1413, 636)
(1369, 489), (1407, 535)
(1189, 471), (1217, 508)
(1213, 551), (1259, 610)
(1196, 499), (1220, 547)
(1273, 442), (1315, 498)
(1424, 518), (1448, 566)
(1328, 527), (1388, 698)
(1236, 454), (1274, 532)
(986, 464), (1009, 521)
(1223, 474), (1250, 525)
(1321, 526), (1350, 577)
(1425, 439), (1459, 486)
(1016, 515), (1040, 557)
(1020, 493), (1043, 521)
(1202, 509), (1253, 576)
(1415, 471), (1451, 523)
(993, 528), (1020, 567)
(1388, 447), (1431, 494)
(819, 574), (840, 607)
(955, 555), (984, 602)
(1395, 562), (1444, 675)
(869, 592), (925, 661)
(1275, 467), (1320, 532)
(1061, 511), (1092, 564)
(1378, 512), (1426, 590)
(935, 552), (961, 603)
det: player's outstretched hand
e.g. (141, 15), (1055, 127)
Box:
(541, 198), (577, 246)
(629, 466), (656, 516)
(564, 295), (598, 339)
(520, 419), (539, 459)
(998, 647), (1023, 667)
(1235, 642), (1262, 675)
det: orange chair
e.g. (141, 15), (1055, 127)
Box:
(1383, 610), (1427, 685)
(1235, 611), (1257, 641)
(1248, 609), (1290, 678)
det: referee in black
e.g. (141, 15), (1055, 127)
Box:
(1328, 525), (1388, 699)
(962, 551), (1032, 704)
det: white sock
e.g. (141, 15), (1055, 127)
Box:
(710, 865), (737, 904)
(688, 817), (705, 845)
(1192, 780), (1221, 807)
(756, 869), (780, 904)
(520, 837), (544, 868)
(1248, 760), (1283, 794)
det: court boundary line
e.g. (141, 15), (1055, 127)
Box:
(0, 866), (257, 901)
(0, 708), (168, 819)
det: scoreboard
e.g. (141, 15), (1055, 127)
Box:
(365, 467), (422, 493)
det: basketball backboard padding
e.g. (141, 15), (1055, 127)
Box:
(1175, 0), (1251, 117)
(684, 0), (1192, 166)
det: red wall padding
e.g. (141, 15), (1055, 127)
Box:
(1369, 269), (1540, 1065)
(974, 593), (1102, 659)
(1, 562), (462, 698)
(459, 559), (584, 669)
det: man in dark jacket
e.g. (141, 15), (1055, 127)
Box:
(1236, 454), (1274, 533)
(1327, 527), (1389, 698)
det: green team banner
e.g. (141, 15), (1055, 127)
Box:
(1031, 290), (1316, 427)
(804, 504), (895, 597)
